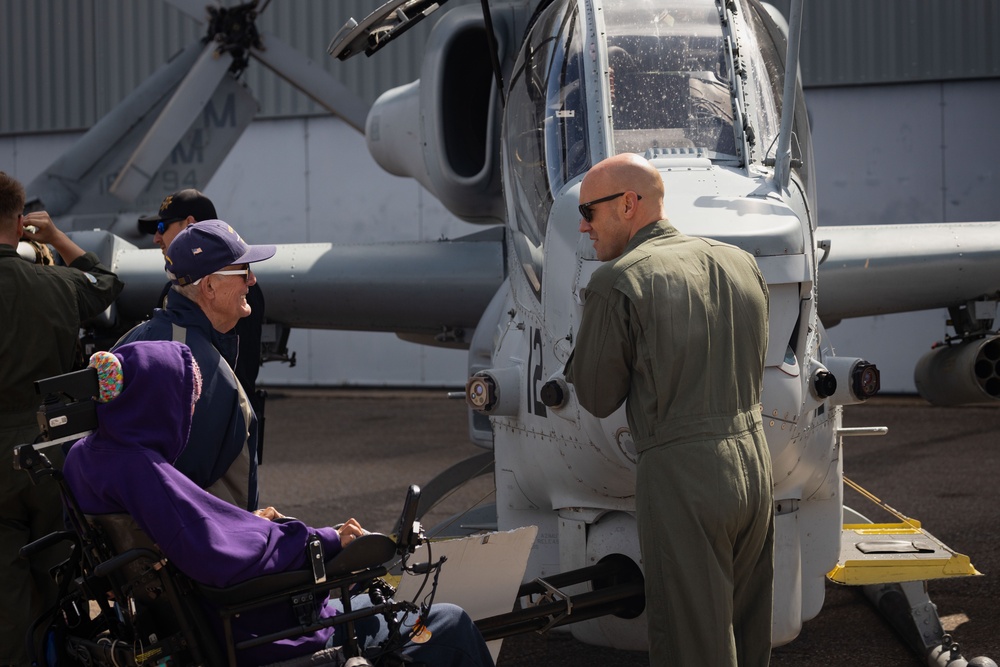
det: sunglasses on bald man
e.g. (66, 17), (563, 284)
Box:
(579, 192), (642, 222)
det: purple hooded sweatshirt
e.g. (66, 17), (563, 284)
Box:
(62, 341), (342, 666)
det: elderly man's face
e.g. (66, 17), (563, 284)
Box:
(206, 264), (255, 331)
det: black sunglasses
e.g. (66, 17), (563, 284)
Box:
(156, 217), (186, 235)
(578, 192), (641, 222)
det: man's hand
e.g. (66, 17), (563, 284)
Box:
(337, 518), (365, 546)
(21, 212), (86, 265)
(21, 211), (57, 242)
(252, 506), (286, 521)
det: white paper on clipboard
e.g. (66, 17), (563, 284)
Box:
(395, 525), (538, 663)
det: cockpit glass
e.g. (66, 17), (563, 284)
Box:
(542, 3), (591, 192)
(603, 0), (738, 159)
(504, 0), (590, 297)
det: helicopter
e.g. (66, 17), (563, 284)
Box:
(327, 0), (1000, 661)
(9, 0), (1000, 662)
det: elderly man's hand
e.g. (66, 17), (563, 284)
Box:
(337, 518), (366, 546)
(252, 506), (286, 521)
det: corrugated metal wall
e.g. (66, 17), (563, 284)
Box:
(0, 0), (442, 135)
(767, 0), (1000, 86)
(2, 0), (998, 135)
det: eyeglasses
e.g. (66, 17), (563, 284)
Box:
(578, 192), (642, 222)
(156, 218), (185, 235)
(212, 268), (251, 281)
(191, 265), (251, 286)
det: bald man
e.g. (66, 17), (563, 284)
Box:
(565, 154), (773, 666)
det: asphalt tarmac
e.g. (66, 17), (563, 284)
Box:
(258, 390), (999, 666)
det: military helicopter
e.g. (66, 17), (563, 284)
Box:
(14, 0), (1000, 663)
(327, 0), (1000, 662)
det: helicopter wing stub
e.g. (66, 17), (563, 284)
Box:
(109, 41), (235, 202)
(108, 229), (506, 341)
(817, 222), (1000, 323)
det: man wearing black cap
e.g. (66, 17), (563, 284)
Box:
(138, 190), (266, 423)
(115, 220), (276, 511)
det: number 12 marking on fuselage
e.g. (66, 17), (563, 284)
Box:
(528, 327), (548, 418)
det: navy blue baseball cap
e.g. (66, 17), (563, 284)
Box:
(165, 220), (276, 286)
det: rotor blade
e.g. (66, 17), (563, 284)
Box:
(110, 41), (234, 202)
(25, 40), (205, 216)
(160, 0), (211, 24)
(251, 30), (370, 133)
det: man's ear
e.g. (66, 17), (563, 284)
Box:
(621, 192), (639, 219)
(198, 276), (215, 299)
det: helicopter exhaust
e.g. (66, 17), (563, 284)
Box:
(913, 336), (1000, 406)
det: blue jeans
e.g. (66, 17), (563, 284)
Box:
(325, 596), (493, 666)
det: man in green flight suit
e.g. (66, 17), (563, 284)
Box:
(565, 153), (773, 667)
(0, 171), (124, 666)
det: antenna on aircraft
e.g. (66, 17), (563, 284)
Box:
(478, 0), (506, 107)
(771, 0), (804, 190)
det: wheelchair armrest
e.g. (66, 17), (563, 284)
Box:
(20, 530), (78, 559)
(199, 533), (398, 607)
(326, 533), (396, 577)
(93, 547), (164, 578)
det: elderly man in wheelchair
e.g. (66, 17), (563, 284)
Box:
(15, 340), (493, 667)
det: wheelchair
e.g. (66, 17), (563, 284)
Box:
(14, 443), (438, 667)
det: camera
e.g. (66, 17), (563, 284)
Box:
(12, 368), (98, 480)
(35, 368), (99, 444)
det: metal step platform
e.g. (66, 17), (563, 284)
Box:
(828, 519), (981, 586)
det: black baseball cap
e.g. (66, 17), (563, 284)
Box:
(138, 189), (218, 235)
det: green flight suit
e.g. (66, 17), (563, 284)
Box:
(0, 246), (123, 665)
(566, 220), (773, 667)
